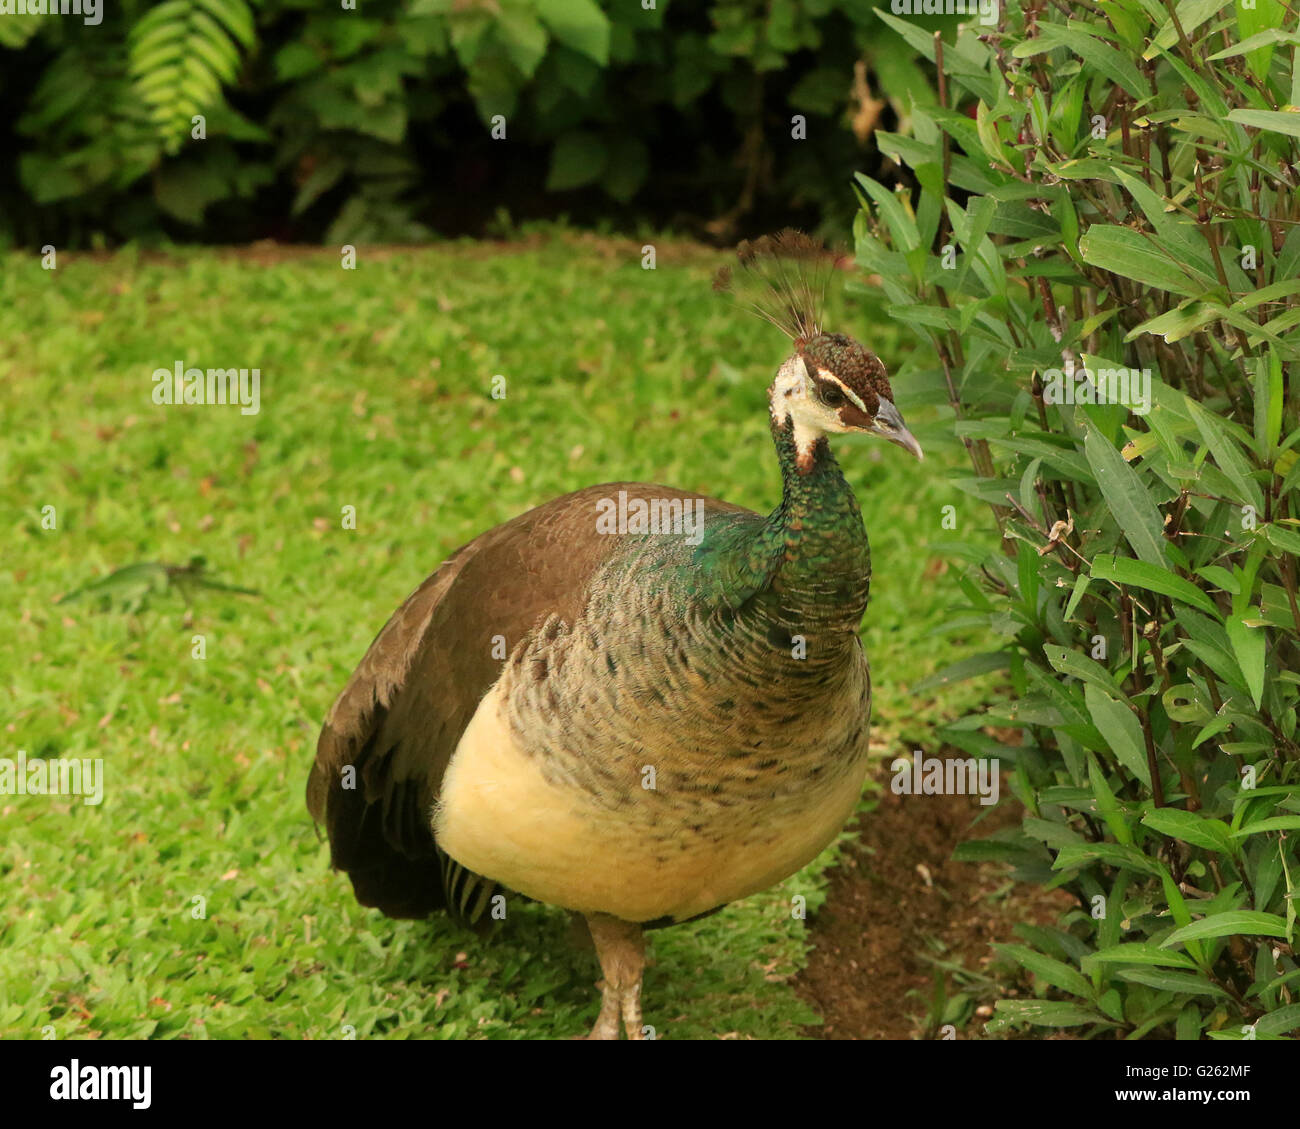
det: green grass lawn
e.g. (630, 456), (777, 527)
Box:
(1, 234), (995, 1039)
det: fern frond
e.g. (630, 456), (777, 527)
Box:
(128, 0), (256, 152)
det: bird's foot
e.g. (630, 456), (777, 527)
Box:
(583, 977), (645, 1040)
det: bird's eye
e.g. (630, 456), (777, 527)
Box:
(819, 384), (845, 408)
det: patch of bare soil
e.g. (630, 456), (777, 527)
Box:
(69, 231), (733, 268)
(796, 754), (1074, 1039)
(69, 231), (880, 277)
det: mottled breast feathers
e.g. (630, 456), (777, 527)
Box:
(306, 483), (753, 921)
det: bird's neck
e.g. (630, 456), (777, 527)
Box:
(689, 412), (870, 644)
(760, 413), (871, 628)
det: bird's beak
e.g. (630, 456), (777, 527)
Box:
(872, 399), (924, 460)
(890, 425), (924, 461)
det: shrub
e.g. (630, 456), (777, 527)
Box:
(858, 1), (1300, 1039)
(1, 0), (940, 245)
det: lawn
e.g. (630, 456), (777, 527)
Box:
(1, 232), (996, 1039)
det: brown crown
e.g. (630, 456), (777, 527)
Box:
(803, 333), (893, 415)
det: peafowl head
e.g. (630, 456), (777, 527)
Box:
(714, 230), (923, 470)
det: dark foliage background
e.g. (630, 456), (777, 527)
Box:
(0, 0), (951, 248)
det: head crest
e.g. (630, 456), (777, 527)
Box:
(712, 229), (836, 344)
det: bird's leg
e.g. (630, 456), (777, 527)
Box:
(618, 974), (643, 1039)
(588, 979), (622, 1041)
(583, 913), (646, 1040)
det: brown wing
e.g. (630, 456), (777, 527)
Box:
(307, 481), (753, 919)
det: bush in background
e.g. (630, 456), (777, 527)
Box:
(0, 0), (942, 246)
(858, 1), (1300, 1038)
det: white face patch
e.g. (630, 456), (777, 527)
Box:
(769, 355), (867, 466)
(766, 348), (921, 463)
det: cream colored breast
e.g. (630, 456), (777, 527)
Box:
(433, 680), (868, 923)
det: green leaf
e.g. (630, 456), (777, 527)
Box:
(155, 158), (230, 226)
(602, 135), (648, 202)
(0, 11), (41, 46)
(1255, 353), (1284, 458)
(1127, 301), (1226, 344)
(1256, 1003), (1300, 1037)
(788, 67), (847, 116)
(1226, 108), (1300, 140)
(912, 652), (1009, 694)
(1197, 565), (1241, 595)
(1016, 24), (1146, 100)
(536, 0), (610, 65)
(496, 7), (549, 77)
(1144, 0), (1229, 61)
(195, 0), (254, 48)
(545, 130), (605, 191)
(1160, 868), (1208, 968)
(988, 435), (1091, 481)
(1178, 608), (1252, 692)
(1108, 168), (1220, 287)
(1079, 225), (1207, 297)
(1091, 555), (1218, 614)
(1185, 399), (1265, 514)
(1087, 751), (1135, 843)
(991, 999), (1112, 1028)
(951, 838), (1042, 866)
(290, 154), (345, 217)
(1262, 523), (1300, 555)
(1086, 943), (1198, 970)
(1044, 644), (1121, 697)
(1084, 426), (1168, 566)
(1116, 968), (1232, 999)
(1162, 910), (1290, 947)
(1213, 29), (1298, 62)
(1064, 573), (1093, 621)
(1176, 1005), (1206, 1040)
(1142, 808), (1235, 854)
(1054, 842), (1166, 878)
(855, 174), (921, 254)
(1232, 816), (1300, 838)
(1086, 685), (1151, 788)
(1283, 838), (1297, 944)
(993, 943), (1095, 999)
(1225, 614), (1266, 709)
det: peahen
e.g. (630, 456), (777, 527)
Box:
(307, 232), (923, 1039)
